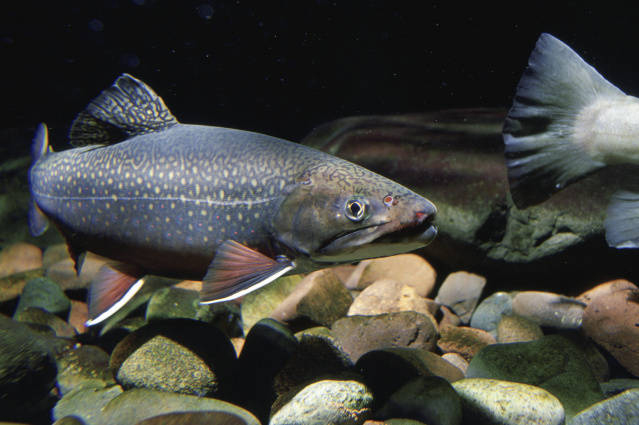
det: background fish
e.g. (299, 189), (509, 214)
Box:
(29, 74), (437, 325)
(502, 33), (639, 249)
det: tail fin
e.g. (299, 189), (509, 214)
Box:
(604, 190), (639, 248)
(28, 123), (51, 236)
(503, 33), (623, 208)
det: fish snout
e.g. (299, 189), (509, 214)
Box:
(414, 200), (437, 224)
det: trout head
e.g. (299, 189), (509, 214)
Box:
(272, 162), (437, 265)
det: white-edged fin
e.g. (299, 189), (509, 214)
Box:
(503, 33), (623, 208)
(85, 263), (145, 326)
(605, 190), (639, 248)
(200, 240), (294, 304)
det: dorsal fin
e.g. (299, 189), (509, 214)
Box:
(69, 73), (179, 147)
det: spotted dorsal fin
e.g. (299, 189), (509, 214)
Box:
(69, 73), (179, 147)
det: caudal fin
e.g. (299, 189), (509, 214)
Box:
(28, 123), (51, 236)
(503, 33), (623, 208)
(605, 191), (639, 248)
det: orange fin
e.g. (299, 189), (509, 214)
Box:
(200, 240), (294, 304)
(85, 263), (145, 326)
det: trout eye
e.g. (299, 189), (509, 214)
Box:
(345, 198), (367, 222)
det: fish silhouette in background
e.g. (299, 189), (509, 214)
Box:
(29, 74), (438, 325)
(503, 33), (639, 249)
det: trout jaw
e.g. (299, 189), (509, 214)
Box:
(311, 208), (437, 263)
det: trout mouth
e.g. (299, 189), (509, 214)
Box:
(313, 212), (437, 263)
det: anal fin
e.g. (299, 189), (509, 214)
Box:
(200, 240), (295, 304)
(86, 263), (145, 326)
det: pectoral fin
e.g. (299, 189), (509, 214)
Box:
(200, 240), (295, 304)
(85, 263), (145, 326)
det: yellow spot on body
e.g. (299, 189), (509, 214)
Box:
(112, 194), (118, 201)
(155, 186), (160, 194)
(171, 202), (176, 209)
(228, 182), (234, 190)
(169, 171), (174, 179)
(188, 223), (194, 231)
(254, 212), (260, 219)
(165, 217), (170, 223)
(149, 169), (154, 177)
(105, 202), (110, 209)
(120, 206), (125, 212)
(220, 190), (225, 200)
(195, 184), (200, 196)
(193, 166), (198, 174)
(226, 214), (231, 221)
(107, 178), (113, 185)
(125, 172), (130, 178)
(181, 177), (186, 185)
(223, 170), (229, 178)
(238, 212), (243, 220)
(201, 209), (207, 216)
(188, 210), (193, 217)
(203, 236), (208, 242)
(149, 203), (154, 210)
(208, 225), (213, 231)
(251, 178), (257, 187)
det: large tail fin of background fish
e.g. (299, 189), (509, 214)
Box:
(502, 33), (624, 207)
(28, 123), (52, 236)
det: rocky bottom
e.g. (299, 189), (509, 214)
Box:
(1, 242), (638, 425)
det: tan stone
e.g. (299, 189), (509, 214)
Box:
(442, 352), (469, 375)
(45, 252), (108, 290)
(497, 314), (543, 343)
(582, 282), (639, 377)
(512, 291), (584, 329)
(0, 242), (42, 278)
(578, 279), (638, 304)
(348, 279), (432, 317)
(437, 326), (496, 361)
(434, 271), (486, 323)
(345, 254), (436, 297)
(68, 300), (88, 334)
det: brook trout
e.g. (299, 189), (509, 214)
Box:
(29, 74), (437, 325)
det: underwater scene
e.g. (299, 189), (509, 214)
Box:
(2, 1), (639, 424)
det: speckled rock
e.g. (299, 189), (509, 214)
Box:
(0, 315), (58, 422)
(356, 348), (464, 404)
(344, 254), (436, 297)
(270, 380), (373, 425)
(452, 378), (564, 425)
(53, 381), (124, 425)
(581, 281), (639, 377)
(13, 276), (71, 318)
(434, 271), (486, 324)
(145, 286), (215, 322)
(376, 376), (462, 425)
(465, 334), (604, 417)
(496, 314), (543, 343)
(270, 268), (353, 327)
(233, 318), (297, 423)
(56, 345), (115, 396)
(135, 411), (253, 425)
(441, 353), (469, 375)
(437, 326), (496, 361)
(332, 311), (438, 362)
(0, 242), (42, 278)
(569, 388), (639, 425)
(240, 274), (303, 334)
(14, 306), (76, 337)
(111, 319), (237, 398)
(511, 291), (585, 329)
(99, 388), (260, 425)
(347, 279), (434, 316)
(470, 292), (514, 338)
(275, 326), (353, 400)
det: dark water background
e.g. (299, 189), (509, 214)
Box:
(3, 1), (639, 153)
